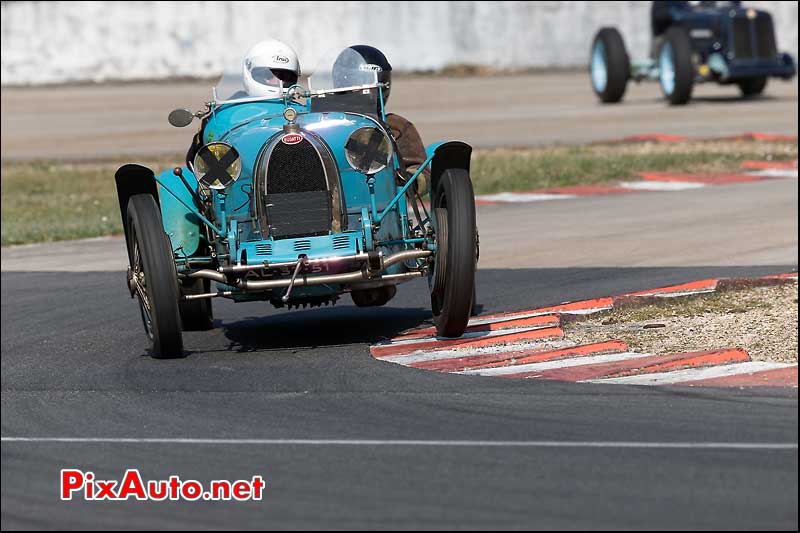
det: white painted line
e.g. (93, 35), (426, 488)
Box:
(458, 351), (649, 377)
(588, 361), (796, 386)
(462, 307), (609, 327)
(619, 181), (707, 191)
(476, 192), (577, 203)
(1, 437), (795, 450)
(636, 289), (717, 298)
(560, 307), (614, 315)
(381, 340), (576, 366)
(747, 169), (798, 179)
(378, 325), (550, 348)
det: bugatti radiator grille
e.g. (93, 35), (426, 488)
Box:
(264, 138), (332, 239)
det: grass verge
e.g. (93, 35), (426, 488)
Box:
(1, 140), (796, 245)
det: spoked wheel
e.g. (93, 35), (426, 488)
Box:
(658, 27), (694, 105)
(429, 168), (477, 338)
(127, 194), (184, 358)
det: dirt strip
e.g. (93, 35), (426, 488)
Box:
(565, 281), (799, 364)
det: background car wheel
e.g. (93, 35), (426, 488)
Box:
(590, 27), (630, 104)
(658, 27), (694, 105)
(180, 278), (214, 331)
(430, 169), (477, 338)
(737, 76), (768, 98)
(127, 194), (184, 359)
(351, 285), (397, 307)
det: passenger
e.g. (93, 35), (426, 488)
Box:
(333, 45), (430, 192)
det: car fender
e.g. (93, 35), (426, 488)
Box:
(425, 141), (472, 198)
(155, 167), (202, 258)
(115, 164), (160, 264)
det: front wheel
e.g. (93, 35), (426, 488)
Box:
(127, 194), (185, 358)
(658, 27), (694, 105)
(430, 169), (477, 338)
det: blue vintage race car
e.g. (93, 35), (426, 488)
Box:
(115, 47), (478, 358)
(590, 0), (796, 105)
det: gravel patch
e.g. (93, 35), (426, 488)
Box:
(564, 282), (798, 363)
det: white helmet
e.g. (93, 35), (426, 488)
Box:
(242, 39), (300, 98)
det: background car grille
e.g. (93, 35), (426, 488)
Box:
(754, 15), (777, 59)
(265, 138), (332, 239)
(732, 17), (753, 59)
(731, 13), (777, 61)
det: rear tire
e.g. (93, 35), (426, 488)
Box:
(737, 76), (768, 97)
(590, 27), (630, 104)
(430, 169), (477, 338)
(180, 278), (214, 331)
(127, 194), (184, 358)
(658, 27), (694, 105)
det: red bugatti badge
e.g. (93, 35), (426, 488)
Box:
(281, 133), (303, 145)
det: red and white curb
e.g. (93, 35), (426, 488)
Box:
(370, 273), (798, 388)
(475, 159), (798, 205)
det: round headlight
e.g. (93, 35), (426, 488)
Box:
(344, 127), (392, 176)
(193, 142), (242, 190)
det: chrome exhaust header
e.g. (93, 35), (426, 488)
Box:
(185, 249), (431, 293)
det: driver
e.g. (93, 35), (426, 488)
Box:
(242, 38), (301, 98)
(188, 39), (301, 166)
(334, 45), (430, 193)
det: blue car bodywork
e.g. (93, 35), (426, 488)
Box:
(115, 54), (477, 357)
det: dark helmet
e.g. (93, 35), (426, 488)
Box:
(332, 45), (393, 103)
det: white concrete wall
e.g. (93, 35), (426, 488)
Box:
(2, 1), (797, 85)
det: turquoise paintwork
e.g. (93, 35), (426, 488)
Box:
(201, 100), (404, 258)
(145, 88), (470, 303)
(156, 167), (202, 257)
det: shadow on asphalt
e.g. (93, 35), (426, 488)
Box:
(0, 265), (795, 361)
(221, 306), (433, 353)
(638, 93), (789, 105)
(212, 265), (796, 357)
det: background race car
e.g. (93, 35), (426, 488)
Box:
(590, 0), (797, 105)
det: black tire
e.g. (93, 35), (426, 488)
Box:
(430, 169), (477, 338)
(737, 76), (768, 97)
(590, 27), (630, 104)
(658, 27), (694, 105)
(351, 285), (397, 307)
(126, 194), (184, 358)
(180, 278), (214, 331)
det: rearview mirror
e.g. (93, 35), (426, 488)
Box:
(168, 109), (195, 128)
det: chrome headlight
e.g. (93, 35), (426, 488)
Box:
(193, 142), (242, 190)
(344, 127), (392, 175)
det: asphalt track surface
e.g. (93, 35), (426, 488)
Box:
(2, 72), (799, 529)
(1, 71), (798, 160)
(2, 176), (798, 529)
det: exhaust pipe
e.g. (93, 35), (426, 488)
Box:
(186, 249), (431, 290)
